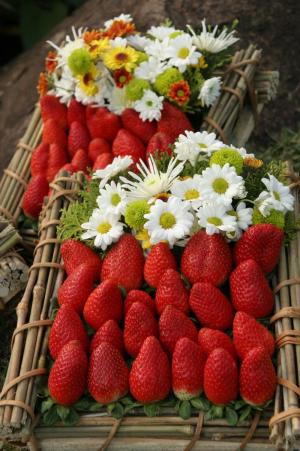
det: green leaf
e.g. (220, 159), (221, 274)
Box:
(57, 405), (70, 422)
(179, 401), (192, 420)
(124, 403), (141, 414)
(213, 405), (224, 419)
(190, 398), (205, 410)
(144, 404), (159, 417)
(234, 399), (247, 410)
(107, 403), (116, 414)
(63, 408), (80, 426)
(225, 407), (238, 426)
(89, 402), (103, 412)
(74, 398), (92, 412)
(239, 405), (252, 422)
(41, 398), (54, 414)
(121, 396), (134, 406)
(43, 406), (60, 426)
(111, 402), (124, 419)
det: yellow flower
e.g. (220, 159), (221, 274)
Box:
(77, 64), (99, 96)
(103, 46), (138, 71)
(135, 229), (152, 250)
(198, 56), (208, 69)
(89, 38), (110, 59)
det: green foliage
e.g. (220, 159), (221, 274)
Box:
(243, 160), (286, 201)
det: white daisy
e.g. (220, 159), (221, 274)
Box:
(147, 25), (177, 41)
(225, 202), (253, 241)
(197, 201), (237, 235)
(199, 163), (246, 205)
(81, 209), (124, 250)
(171, 175), (203, 209)
(198, 77), (222, 107)
(174, 130), (223, 165)
(107, 86), (132, 115)
(93, 155), (134, 188)
(255, 174), (294, 216)
(109, 37), (128, 48)
(120, 155), (184, 201)
(165, 34), (201, 72)
(145, 37), (171, 61)
(144, 197), (194, 246)
(127, 34), (152, 51)
(104, 14), (133, 29)
(133, 89), (164, 122)
(47, 27), (85, 68)
(97, 181), (128, 217)
(134, 56), (167, 82)
(50, 71), (75, 105)
(74, 77), (110, 106)
(188, 20), (239, 54)
(218, 144), (255, 159)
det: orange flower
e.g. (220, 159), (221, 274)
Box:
(83, 29), (102, 44)
(244, 157), (263, 168)
(167, 80), (190, 105)
(104, 20), (136, 39)
(114, 68), (132, 87)
(37, 72), (48, 96)
(45, 51), (57, 73)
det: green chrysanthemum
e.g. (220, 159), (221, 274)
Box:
(252, 207), (285, 229)
(125, 200), (150, 230)
(125, 78), (150, 101)
(154, 68), (183, 96)
(210, 148), (244, 175)
(68, 48), (92, 76)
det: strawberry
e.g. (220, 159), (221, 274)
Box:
(239, 347), (277, 405)
(90, 319), (123, 354)
(155, 269), (189, 315)
(83, 280), (122, 330)
(101, 233), (144, 291)
(112, 129), (146, 164)
(67, 98), (86, 126)
(40, 94), (67, 129)
(159, 305), (198, 354)
(189, 282), (233, 330)
(144, 242), (177, 288)
(93, 153), (114, 170)
(30, 143), (49, 177)
(58, 263), (96, 313)
(68, 121), (90, 158)
(48, 304), (89, 359)
(198, 328), (237, 360)
(124, 302), (158, 357)
(121, 108), (157, 143)
(86, 106), (121, 142)
(157, 101), (193, 141)
(172, 337), (206, 400)
(47, 143), (68, 182)
(146, 131), (173, 158)
(181, 231), (231, 286)
(129, 336), (171, 403)
(42, 118), (67, 149)
(233, 311), (275, 359)
(71, 148), (92, 172)
(234, 224), (284, 273)
(61, 239), (102, 277)
(60, 163), (77, 174)
(88, 138), (111, 163)
(204, 348), (238, 405)
(124, 290), (156, 316)
(48, 340), (88, 406)
(22, 175), (49, 219)
(88, 342), (129, 404)
(230, 259), (274, 318)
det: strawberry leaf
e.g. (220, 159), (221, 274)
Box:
(111, 402), (124, 419)
(89, 402), (104, 412)
(239, 405), (252, 422)
(63, 408), (80, 426)
(190, 398), (209, 411)
(121, 396), (135, 406)
(73, 398), (92, 411)
(41, 398), (54, 414)
(107, 402), (116, 414)
(144, 403), (159, 417)
(43, 406), (60, 426)
(225, 407), (238, 426)
(233, 399), (247, 410)
(57, 405), (70, 422)
(179, 400), (192, 420)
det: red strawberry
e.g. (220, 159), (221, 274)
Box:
(93, 153), (113, 170)
(67, 98), (86, 126)
(40, 95), (67, 129)
(239, 347), (277, 405)
(157, 101), (193, 141)
(71, 148), (92, 172)
(90, 319), (123, 354)
(234, 224), (284, 273)
(189, 282), (233, 330)
(230, 259), (274, 318)
(68, 121), (90, 158)
(22, 175), (49, 219)
(159, 305), (198, 354)
(129, 336), (171, 403)
(48, 340), (88, 405)
(144, 243), (177, 288)
(112, 128), (146, 164)
(88, 342), (129, 404)
(86, 106), (121, 142)
(155, 269), (189, 315)
(204, 348), (238, 405)
(48, 304), (89, 359)
(101, 233), (144, 291)
(124, 290), (156, 316)
(181, 231), (232, 286)
(146, 131), (173, 158)
(198, 328), (236, 360)
(61, 239), (102, 277)
(42, 119), (67, 149)
(233, 311), (275, 359)
(88, 138), (111, 163)
(31, 143), (49, 177)
(83, 280), (122, 330)
(124, 302), (158, 357)
(47, 143), (68, 182)
(172, 337), (206, 400)
(60, 163), (77, 174)
(121, 108), (157, 144)
(58, 263), (96, 313)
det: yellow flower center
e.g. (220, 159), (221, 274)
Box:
(111, 193), (121, 206)
(97, 222), (112, 234)
(273, 191), (281, 201)
(159, 212), (176, 229)
(212, 177), (229, 194)
(184, 189), (199, 200)
(178, 47), (189, 59)
(177, 89), (184, 97)
(207, 217), (222, 226)
(227, 210), (237, 217)
(199, 143), (208, 149)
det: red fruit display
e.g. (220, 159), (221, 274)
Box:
(61, 239), (102, 277)
(198, 328), (237, 359)
(88, 138), (111, 162)
(67, 98), (86, 126)
(93, 153), (114, 170)
(68, 121), (90, 158)
(86, 106), (121, 142)
(121, 108), (157, 143)
(124, 290), (156, 316)
(124, 302), (158, 357)
(144, 242), (177, 288)
(155, 269), (189, 315)
(47, 143), (68, 181)
(112, 129), (146, 164)
(22, 175), (49, 219)
(90, 319), (123, 354)
(146, 131), (173, 158)
(42, 118), (67, 149)
(30, 143), (49, 177)
(157, 101), (193, 141)
(40, 94), (67, 129)
(71, 148), (92, 172)
(60, 163), (76, 174)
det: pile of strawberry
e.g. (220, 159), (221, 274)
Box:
(48, 223), (283, 411)
(21, 95), (193, 219)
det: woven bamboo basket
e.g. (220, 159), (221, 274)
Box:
(0, 168), (299, 451)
